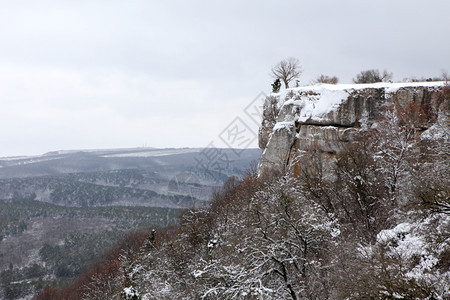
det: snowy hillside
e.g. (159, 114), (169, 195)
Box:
(34, 84), (449, 299)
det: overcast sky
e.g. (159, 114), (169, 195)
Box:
(1, 0), (449, 157)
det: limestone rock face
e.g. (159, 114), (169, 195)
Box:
(295, 125), (357, 154)
(258, 95), (280, 149)
(258, 123), (296, 173)
(257, 82), (445, 174)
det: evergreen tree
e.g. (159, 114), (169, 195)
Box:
(271, 78), (281, 93)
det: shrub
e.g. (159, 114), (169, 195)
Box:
(313, 74), (339, 84)
(353, 69), (392, 83)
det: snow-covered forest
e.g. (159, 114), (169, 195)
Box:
(35, 86), (449, 299)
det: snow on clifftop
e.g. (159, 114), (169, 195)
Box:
(290, 80), (446, 93)
(272, 81), (446, 124)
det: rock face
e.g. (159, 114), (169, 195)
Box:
(258, 82), (446, 174)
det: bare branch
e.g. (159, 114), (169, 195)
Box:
(271, 57), (303, 88)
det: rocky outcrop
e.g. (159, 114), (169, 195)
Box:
(258, 82), (446, 174)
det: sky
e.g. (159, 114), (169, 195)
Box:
(0, 0), (449, 157)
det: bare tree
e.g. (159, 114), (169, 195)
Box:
(271, 57), (302, 88)
(353, 69), (393, 83)
(441, 70), (449, 83)
(313, 74), (339, 84)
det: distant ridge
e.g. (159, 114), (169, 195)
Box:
(0, 147), (262, 180)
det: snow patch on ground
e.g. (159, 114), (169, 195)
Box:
(293, 87), (349, 122)
(296, 81), (446, 93)
(273, 121), (295, 132)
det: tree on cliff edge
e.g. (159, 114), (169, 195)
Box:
(271, 57), (302, 88)
(353, 69), (393, 83)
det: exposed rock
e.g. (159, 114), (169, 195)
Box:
(258, 122), (296, 173)
(295, 125), (357, 154)
(258, 95), (280, 149)
(258, 82), (446, 174)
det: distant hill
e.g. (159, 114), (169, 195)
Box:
(0, 147), (262, 208)
(0, 147), (261, 299)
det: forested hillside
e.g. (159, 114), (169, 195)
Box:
(0, 148), (262, 205)
(0, 199), (181, 299)
(0, 172), (197, 208)
(36, 86), (449, 299)
(0, 148), (261, 299)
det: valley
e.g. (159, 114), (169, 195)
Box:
(0, 147), (261, 299)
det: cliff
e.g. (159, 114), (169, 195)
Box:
(258, 81), (447, 174)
